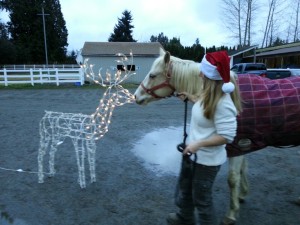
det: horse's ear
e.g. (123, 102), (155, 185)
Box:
(164, 51), (171, 64)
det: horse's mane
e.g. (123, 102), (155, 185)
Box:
(169, 56), (202, 95)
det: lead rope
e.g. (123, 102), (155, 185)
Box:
(177, 99), (197, 163)
(177, 98), (188, 151)
(175, 99), (197, 206)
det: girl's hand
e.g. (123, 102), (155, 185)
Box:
(176, 92), (189, 101)
(183, 142), (199, 155)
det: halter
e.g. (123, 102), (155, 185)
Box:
(141, 62), (176, 99)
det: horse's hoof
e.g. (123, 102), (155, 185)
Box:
(291, 198), (300, 206)
(239, 197), (246, 203)
(220, 217), (236, 225)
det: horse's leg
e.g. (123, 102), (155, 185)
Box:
(38, 119), (50, 183)
(221, 155), (245, 225)
(73, 138), (86, 188)
(239, 156), (249, 202)
(86, 139), (96, 183)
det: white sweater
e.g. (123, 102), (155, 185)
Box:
(188, 94), (237, 166)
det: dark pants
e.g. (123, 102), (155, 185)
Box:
(175, 156), (221, 225)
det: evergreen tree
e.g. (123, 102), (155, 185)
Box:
(150, 32), (169, 47)
(0, 0), (68, 64)
(164, 37), (185, 59)
(271, 37), (286, 47)
(108, 10), (136, 42)
(0, 20), (9, 39)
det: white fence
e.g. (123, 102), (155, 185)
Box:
(0, 67), (84, 86)
(2, 64), (79, 69)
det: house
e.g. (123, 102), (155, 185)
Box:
(78, 42), (165, 84)
(228, 42), (300, 68)
(252, 42), (300, 68)
(228, 46), (258, 67)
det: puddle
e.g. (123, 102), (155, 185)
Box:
(132, 126), (184, 176)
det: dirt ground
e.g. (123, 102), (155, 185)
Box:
(0, 87), (299, 225)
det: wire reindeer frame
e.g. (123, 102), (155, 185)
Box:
(38, 52), (136, 188)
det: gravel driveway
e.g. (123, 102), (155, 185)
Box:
(0, 87), (299, 225)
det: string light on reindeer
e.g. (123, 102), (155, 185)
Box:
(38, 51), (136, 188)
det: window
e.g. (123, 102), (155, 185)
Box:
(127, 65), (135, 71)
(117, 65), (125, 71)
(116, 65), (136, 71)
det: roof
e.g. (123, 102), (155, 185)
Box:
(81, 42), (164, 56)
(254, 46), (300, 57)
(228, 45), (258, 57)
(256, 41), (300, 53)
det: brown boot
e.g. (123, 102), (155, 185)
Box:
(166, 213), (195, 225)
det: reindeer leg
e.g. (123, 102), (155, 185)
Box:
(221, 156), (245, 225)
(86, 139), (96, 183)
(38, 118), (50, 183)
(73, 138), (86, 188)
(49, 132), (59, 177)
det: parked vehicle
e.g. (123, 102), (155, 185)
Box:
(231, 63), (297, 79)
(266, 69), (291, 79)
(289, 69), (300, 76)
(231, 63), (267, 77)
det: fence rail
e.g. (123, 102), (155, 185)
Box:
(0, 68), (84, 86)
(1, 64), (80, 70)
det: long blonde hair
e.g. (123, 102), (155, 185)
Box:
(200, 71), (242, 119)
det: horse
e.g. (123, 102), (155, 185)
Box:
(134, 51), (300, 225)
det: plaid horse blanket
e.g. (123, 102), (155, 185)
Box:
(227, 74), (300, 157)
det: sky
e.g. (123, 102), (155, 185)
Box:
(0, 0), (234, 52)
(59, 0), (231, 51)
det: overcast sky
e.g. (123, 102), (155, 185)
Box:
(59, 0), (231, 51)
(0, 0), (232, 52)
(1, 0), (270, 52)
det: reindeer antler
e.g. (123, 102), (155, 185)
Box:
(83, 51), (136, 87)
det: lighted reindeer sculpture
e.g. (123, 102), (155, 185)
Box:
(38, 53), (135, 188)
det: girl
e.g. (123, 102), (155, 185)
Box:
(167, 51), (242, 225)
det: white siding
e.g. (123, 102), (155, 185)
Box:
(82, 56), (157, 84)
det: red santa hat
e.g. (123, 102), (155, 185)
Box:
(201, 51), (235, 93)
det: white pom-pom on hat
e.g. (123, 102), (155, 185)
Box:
(201, 51), (235, 93)
(222, 82), (235, 93)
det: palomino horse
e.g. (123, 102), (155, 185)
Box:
(134, 51), (300, 225)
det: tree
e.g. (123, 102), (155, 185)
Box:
(220, 0), (243, 47)
(164, 37), (185, 59)
(290, 0), (300, 42)
(271, 37), (286, 46)
(108, 10), (136, 42)
(0, 0), (68, 64)
(220, 0), (258, 48)
(150, 32), (169, 47)
(0, 39), (17, 64)
(0, 20), (9, 39)
(261, 0), (285, 47)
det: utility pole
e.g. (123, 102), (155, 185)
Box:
(37, 1), (49, 67)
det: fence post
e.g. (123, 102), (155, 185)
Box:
(4, 68), (8, 86)
(80, 67), (84, 85)
(39, 68), (43, 84)
(55, 68), (59, 86)
(30, 68), (34, 86)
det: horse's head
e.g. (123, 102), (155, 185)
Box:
(134, 51), (176, 105)
(134, 51), (202, 105)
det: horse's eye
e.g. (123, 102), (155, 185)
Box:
(149, 74), (156, 79)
